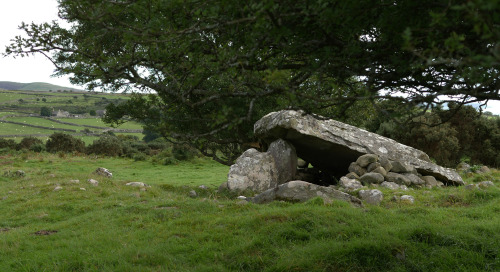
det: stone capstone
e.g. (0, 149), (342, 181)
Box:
(249, 180), (363, 206)
(226, 139), (297, 193)
(254, 110), (463, 185)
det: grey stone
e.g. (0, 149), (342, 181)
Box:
(227, 139), (297, 193)
(125, 182), (149, 187)
(359, 172), (385, 185)
(189, 190), (197, 198)
(399, 185), (409, 191)
(218, 182), (228, 192)
(386, 172), (411, 186)
(80, 188), (86, 191)
(94, 167), (112, 178)
(267, 139), (297, 184)
(402, 173), (425, 186)
(370, 166), (387, 177)
(339, 176), (363, 191)
(358, 189), (383, 205)
(380, 181), (400, 190)
(478, 181), (495, 188)
(421, 176), (438, 188)
(379, 156), (393, 172)
(53, 186), (63, 191)
(400, 195), (415, 204)
(477, 166), (491, 173)
(367, 162), (382, 172)
(198, 185), (208, 190)
(69, 179), (80, 184)
(87, 179), (99, 186)
(254, 110), (463, 185)
(237, 196), (247, 200)
(390, 161), (415, 173)
(345, 172), (360, 180)
(456, 162), (471, 173)
(250, 180), (363, 207)
(465, 184), (478, 190)
(348, 162), (366, 177)
(356, 154), (378, 168)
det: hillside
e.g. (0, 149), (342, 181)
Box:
(0, 81), (83, 92)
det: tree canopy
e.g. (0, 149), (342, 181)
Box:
(5, 0), (500, 164)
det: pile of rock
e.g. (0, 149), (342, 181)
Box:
(342, 153), (443, 191)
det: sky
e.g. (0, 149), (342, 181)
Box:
(1, 0), (499, 114)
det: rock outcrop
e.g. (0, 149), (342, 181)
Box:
(254, 110), (463, 185)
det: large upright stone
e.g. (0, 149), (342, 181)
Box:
(254, 110), (463, 185)
(226, 139), (297, 193)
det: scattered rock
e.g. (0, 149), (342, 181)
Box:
(358, 189), (383, 205)
(400, 195), (415, 204)
(15, 170), (25, 177)
(53, 186), (63, 191)
(87, 179), (99, 186)
(339, 176), (363, 191)
(198, 185), (208, 190)
(48, 174), (56, 178)
(189, 190), (197, 198)
(478, 181), (495, 188)
(477, 166), (491, 173)
(359, 172), (385, 185)
(465, 184), (478, 190)
(94, 167), (112, 178)
(69, 179), (80, 184)
(250, 180), (362, 207)
(80, 188), (86, 191)
(456, 162), (471, 173)
(125, 182), (149, 187)
(237, 196), (247, 200)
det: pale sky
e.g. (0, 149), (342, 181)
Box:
(1, 0), (499, 114)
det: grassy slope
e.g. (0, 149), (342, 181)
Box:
(0, 152), (499, 271)
(0, 81), (82, 92)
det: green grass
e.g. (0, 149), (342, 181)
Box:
(0, 151), (498, 271)
(58, 118), (143, 130)
(5, 117), (82, 130)
(0, 122), (60, 135)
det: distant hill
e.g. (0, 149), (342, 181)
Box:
(0, 81), (83, 92)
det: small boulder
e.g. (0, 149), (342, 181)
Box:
(69, 179), (80, 184)
(198, 185), (208, 190)
(456, 162), (471, 173)
(421, 176), (438, 188)
(87, 179), (99, 186)
(390, 161), (415, 173)
(370, 166), (387, 177)
(339, 176), (363, 191)
(345, 172), (360, 180)
(189, 190), (198, 198)
(348, 162), (367, 177)
(367, 162), (382, 172)
(80, 188), (86, 191)
(356, 154), (379, 168)
(125, 182), (149, 187)
(358, 189), (383, 205)
(380, 181), (400, 190)
(379, 156), (393, 172)
(402, 173), (425, 186)
(386, 172), (411, 186)
(478, 181), (495, 188)
(359, 172), (385, 185)
(94, 167), (112, 178)
(465, 184), (478, 190)
(400, 195), (415, 204)
(15, 170), (26, 177)
(53, 186), (63, 191)
(477, 166), (491, 173)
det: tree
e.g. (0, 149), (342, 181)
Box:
(5, 0), (500, 164)
(40, 106), (52, 117)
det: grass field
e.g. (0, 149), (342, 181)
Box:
(0, 151), (499, 271)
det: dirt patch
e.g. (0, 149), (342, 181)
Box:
(34, 230), (58, 236)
